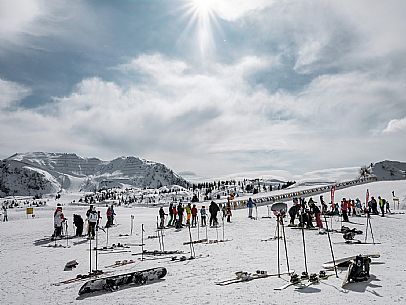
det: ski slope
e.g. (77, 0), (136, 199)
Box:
(0, 180), (405, 305)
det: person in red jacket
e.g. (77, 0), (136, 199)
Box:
(341, 198), (349, 222)
(191, 204), (198, 227)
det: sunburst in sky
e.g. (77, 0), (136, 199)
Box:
(181, 0), (222, 59)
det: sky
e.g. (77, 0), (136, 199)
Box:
(0, 0), (405, 178)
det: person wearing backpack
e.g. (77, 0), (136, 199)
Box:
(87, 206), (98, 239)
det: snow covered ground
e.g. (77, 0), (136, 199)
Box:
(1, 180), (405, 305)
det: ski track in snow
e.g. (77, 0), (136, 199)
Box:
(0, 180), (406, 304)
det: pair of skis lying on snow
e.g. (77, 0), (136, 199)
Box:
(215, 270), (332, 289)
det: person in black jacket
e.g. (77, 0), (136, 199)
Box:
(73, 214), (84, 236)
(209, 201), (220, 227)
(288, 204), (300, 226)
(176, 203), (184, 228)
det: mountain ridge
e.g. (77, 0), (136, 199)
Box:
(0, 152), (188, 196)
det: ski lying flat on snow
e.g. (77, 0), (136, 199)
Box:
(323, 253), (380, 270)
(52, 271), (111, 286)
(274, 274), (333, 290)
(216, 271), (293, 286)
(78, 267), (167, 295)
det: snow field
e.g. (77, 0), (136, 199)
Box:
(0, 180), (405, 304)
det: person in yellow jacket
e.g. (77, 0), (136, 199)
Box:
(185, 203), (192, 225)
(378, 196), (385, 217)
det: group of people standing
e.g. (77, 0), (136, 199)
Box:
(52, 204), (116, 239)
(287, 193), (392, 230)
(159, 200), (233, 229)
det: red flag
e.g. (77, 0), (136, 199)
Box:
(366, 189), (369, 206)
(330, 185), (336, 209)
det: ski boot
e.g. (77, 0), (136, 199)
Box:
(300, 271), (309, 280)
(290, 273), (300, 284)
(256, 270), (267, 275)
(318, 270), (328, 280)
(309, 273), (319, 283)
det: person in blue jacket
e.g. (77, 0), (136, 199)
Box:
(247, 197), (256, 219)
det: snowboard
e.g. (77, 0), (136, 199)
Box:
(322, 253), (380, 270)
(78, 267), (167, 295)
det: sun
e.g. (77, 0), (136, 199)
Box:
(181, 0), (221, 59)
(189, 0), (216, 17)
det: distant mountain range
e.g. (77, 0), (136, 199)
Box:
(0, 152), (188, 196)
(0, 152), (405, 197)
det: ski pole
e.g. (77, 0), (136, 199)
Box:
(277, 215), (280, 277)
(365, 211), (370, 243)
(161, 224), (165, 252)
(95, 225), (98, 272)
(141, 224), (144, 261)
(156, 216), (162, 252)
(188, 223), (195, 258)
(197, 215), (200, 241)
(300, 211), (308, 275)
(106, 226), (109, 248)
(89, 233), (92, 275)
(206, 221), (208, 243)
(130, 215), (134, 235)
(222, 216), (225, 241)
(324, 214), (338, 278)
(280, 216), (290, 273)
(66, 222), (69, 248)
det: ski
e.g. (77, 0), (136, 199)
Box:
(206, 239), (232, 244)
(52, 270), (110, 286)
(183, 239), (208, 245)
(78, 267), (167, 295)
(323, 253), (380, 270)
(169, 254), (209, 263)
(216, 271), (293, 286)
(132, 250), (184, 256)
(104, 259), (137, 268)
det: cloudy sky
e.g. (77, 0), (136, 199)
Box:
(0, 0), (405, 178)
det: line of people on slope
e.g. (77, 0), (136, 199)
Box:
(159, 200), (233, 229)
(52, 204), (116, 239)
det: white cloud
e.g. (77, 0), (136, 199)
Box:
(0, 78), (31, 109)
(1, 51), (405, 176)
(383, 117), (406, 134)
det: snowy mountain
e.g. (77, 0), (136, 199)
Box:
(0, 152), (188, 196)
(371, 160), (406, 180)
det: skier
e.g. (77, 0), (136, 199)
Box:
(209, 201), (220, 227)
(288, 202), (300, 226)
(87, 206), (98, 239)
(378, 196), (385, 217)
(110, 205), (116, 225)
(185, 203), (192, 226)
(53, 205), (66, 238)
(73, 214), (84, 236)
(159, 207), (167, 228)
(226, 202), (232, 222)
(167, 203), (174, 227)
(320, 195), (327, 214)
(309, 202), (323, 229)
(2, 205), (8, 222)
(200, 205), (207, 227)
(247, 197), (256, 219)
(369, 197), (379, 215)
(341, 198), (349, 222)
(171, 204), (177, 226)
(385, 198), (391, 214)
(106, 206), (113, 228)
(176, 203), (184, 228)
(191, 204), (198, 227)
(355, 198), (362, 216)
